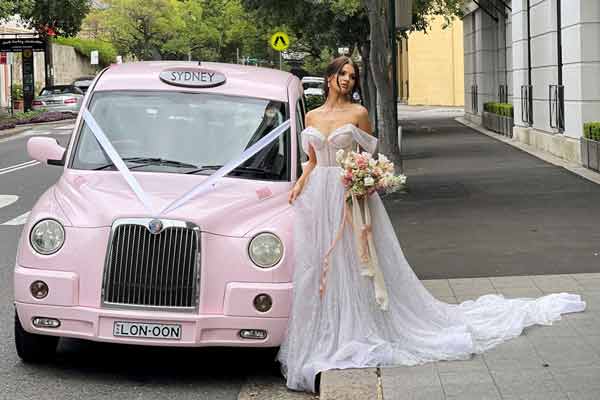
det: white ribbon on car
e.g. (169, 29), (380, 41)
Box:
(82, 107), (290, 217)
(82, 108), (155, 214)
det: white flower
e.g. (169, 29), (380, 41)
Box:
(336, 149), (345, 164)
(364, 176), (375, 187)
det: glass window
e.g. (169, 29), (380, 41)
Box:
(71, 91), (290, 181)
(295, 98), (307, 178)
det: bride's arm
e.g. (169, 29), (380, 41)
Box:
(288, 113), (317, 204)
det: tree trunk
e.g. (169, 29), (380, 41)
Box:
(362, 0), (398, 158)
(358, 40), (377, 133)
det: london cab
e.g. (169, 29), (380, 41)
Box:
(14, 61), (307, 361)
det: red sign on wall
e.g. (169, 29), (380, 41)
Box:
(0, 52), (6, 64)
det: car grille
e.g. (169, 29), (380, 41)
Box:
(102, 219), (200, 311)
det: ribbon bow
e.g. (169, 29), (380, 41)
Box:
(321, 193), (389, 311)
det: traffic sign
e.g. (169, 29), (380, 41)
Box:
(270, 32), (289, 52)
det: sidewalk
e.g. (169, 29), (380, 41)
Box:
(319, 273), (600, 400)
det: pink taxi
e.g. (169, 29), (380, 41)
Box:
(14, 61), (307, 362)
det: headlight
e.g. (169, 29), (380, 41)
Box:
(30, 219), (65, 255)
(248, 232), (283, 268)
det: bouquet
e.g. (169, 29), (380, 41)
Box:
(336, 149), (406, 199)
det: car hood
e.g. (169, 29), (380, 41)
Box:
(53, 169), (291, 237)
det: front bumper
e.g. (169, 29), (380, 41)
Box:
(14, 265), (292, 347)
(15, 302), (288, 347)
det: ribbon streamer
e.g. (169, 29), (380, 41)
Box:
(82, 107), (290, 217)
(159, 119), (290, 215)
(321, 194), (389, 311)
(82, 108), (155, 215)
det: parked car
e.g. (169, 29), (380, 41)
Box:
(301, 76), (324, 97)
(15, 61), (306, 362)
(32, 85), (84, 114)
(71, 75), (96, 93)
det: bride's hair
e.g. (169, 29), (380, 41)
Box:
(323, 56), (361, 103)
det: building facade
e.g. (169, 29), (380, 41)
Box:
(463, 0), (600, 164)
(397, 16), (465, 107)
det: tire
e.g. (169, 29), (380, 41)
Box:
(14, 312), (58, 363)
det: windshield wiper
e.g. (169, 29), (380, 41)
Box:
(186, 165), (278, 177)
(95, 157), (198, 170)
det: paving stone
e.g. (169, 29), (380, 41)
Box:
(380, 363), (439, 390)
(383, 387), (444, 400)
(490, 275), (538, 289)
(422, 279), (453, 297)
(491, 368), (562, 397)
(532, 337), (600, 368)
(501, 391), (568, 400)
(549, 366), (600, 393)
(564, 311), (600, 336)
(442, 381), (500, 400)
(434, 295), (458, 304)
(498, 287), (544, 298)
(580, 292), (600, 311)
(483, 337), (546, 372)
(238, 376), (318, 400)
(583, 335), (600, 355)
(449, 278), (496, 295)
(524, 318), (579, 339)
(530, 275), (584, 293)
(569, 273), (600, 282)
(575, 278), (600, 291)
(319, 368), (379, 400)
(435, 354), (486, 374)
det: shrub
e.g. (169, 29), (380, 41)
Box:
(484, 102), (513, 118)
(11, 84), (23, 100)
(52, 36), (117, 67)
(584, 122), (600, 141)
(305, 95), (325, 111)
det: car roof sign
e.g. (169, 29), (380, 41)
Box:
(159, 67), (226, 88)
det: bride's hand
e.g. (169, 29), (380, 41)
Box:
(288, 180), (305, 204)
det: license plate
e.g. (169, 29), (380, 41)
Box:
(113, 321), (182, 340)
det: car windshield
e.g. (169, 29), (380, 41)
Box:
(40, 86), (82, 96)
(303, 82), (323, 90)
(71, 91), (291, 181)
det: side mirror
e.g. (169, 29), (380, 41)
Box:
(27, 137), (66, 166)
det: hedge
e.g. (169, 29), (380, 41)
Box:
(305, 95), (325, 111)
(483, 102), (514, 118)
(584, 122), (600, 141)
(52, 37), (117, 67)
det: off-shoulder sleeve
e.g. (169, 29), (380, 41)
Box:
(301, 131), (311, 156)
(351, 125), (378, 154)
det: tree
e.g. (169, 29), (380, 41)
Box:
(17, 0), (91, 37)
(242, 0), (462, 160)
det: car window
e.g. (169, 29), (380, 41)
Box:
(40, 86), (83, 96)
(71, 91), (291, 181)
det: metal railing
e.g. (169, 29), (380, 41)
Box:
(520, 85), (533, 126)
(549, 84), (564, 132)
(498, 84), (509, 103)
(471, 84), (478, 113)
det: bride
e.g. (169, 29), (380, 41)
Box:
(276, 56), (586, 393)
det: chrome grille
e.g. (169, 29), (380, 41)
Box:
(102, 219), (200, 311)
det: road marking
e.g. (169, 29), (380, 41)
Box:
(0, 160), (40, 175)
(23, 130), (51, 136)
(55, 124), (75, 130)
(2, 211), (30, 226)
(0, 195), (19, 209)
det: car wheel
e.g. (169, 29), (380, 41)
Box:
(14, 311), (58, 363)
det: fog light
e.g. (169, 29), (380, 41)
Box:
(239, 329), (268, 340)
(30, 280), (49, 299)
(32, 317), (61, 328)
(253, 293), (272, 312)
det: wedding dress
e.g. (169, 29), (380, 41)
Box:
(276, 123), (586, 393)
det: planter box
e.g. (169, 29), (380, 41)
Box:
(581, 137), (600, 172)
(482, 111), (514, 138)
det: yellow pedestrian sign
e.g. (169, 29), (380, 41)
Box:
(270, 32), (290, 52)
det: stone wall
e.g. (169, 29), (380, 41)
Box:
(51, 43), (100, 85)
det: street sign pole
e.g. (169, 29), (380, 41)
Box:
(279, 52), (282, 70)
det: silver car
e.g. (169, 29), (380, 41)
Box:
(32, 85), (85, 114)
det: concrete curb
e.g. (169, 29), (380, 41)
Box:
(455, 116), (600, 186)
